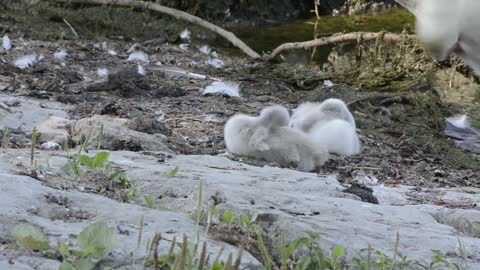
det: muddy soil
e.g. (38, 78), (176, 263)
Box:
(1, 3), (479, 209)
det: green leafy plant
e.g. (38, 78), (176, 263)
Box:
(222, 210), (234, 223)
(350, 233), (465, 270)
(62, 139), (82, 176)
(219, 210), (257, 230)
(59, 222), (116, 270)
(291, 231), (345, 270)
(11, 223), (49, 251)
(146, 233), (243, 270)
(76, 151), (110, 169)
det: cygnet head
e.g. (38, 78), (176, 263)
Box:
(258, 105), (290, 128)
(289, 102), (319, 129)
(318, 98), (346, 113)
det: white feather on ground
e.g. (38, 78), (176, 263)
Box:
(206, 58), (225, 69)
(179, 44), (189, 51)
(127, 51), (149, 62)
(445, 114), (469, 129)
(198, 45), (211, 55)
(357, 175), (379, 186)
(108, 49), (118, 56)
(323, 80), (334, 87)
(137, 65), (146, 76)
(41, 141), (61, 150)
(97, 67), (109, 77)
(2, 35), (11, 51)
(179, 29), (191, 40)
(14, 54), (38, 69)
(54, 49), (68, 61)
(203, 81), (240, 97)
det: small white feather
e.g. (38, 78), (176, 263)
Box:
(206, 58), (225, 69)
(14, 54), (38, 69)
(54, 49), (68, 61)
(41, 141), (61, 150)
(446, 114), (470, 129)
(198, 45), (211, 55)
(357, 175), (379, 186)
(137, 64), (146, 76)
(323, 80), (334, 87)
(179, 44), (189, 51)
(97, 67), (109, 77)
(2, 35), (11, 51)
(127, 51), (149, 62)
(179, 29), (191, 40)
(108, 49), (118, 56)
(203, 81), (240, 97)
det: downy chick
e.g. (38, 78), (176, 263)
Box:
(290, 98), (361, 156)
(289, 98), (356, 131)
(224, 105), (329, 172)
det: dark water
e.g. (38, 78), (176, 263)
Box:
(223, 8), (415, 64)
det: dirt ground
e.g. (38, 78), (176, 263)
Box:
(1, 3), (479, 208)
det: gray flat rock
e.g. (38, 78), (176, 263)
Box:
(0, 172), (261, 269)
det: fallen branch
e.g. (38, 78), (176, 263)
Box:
(50, 0), (261, 59)
(62, 18), (79, 39)
(267, 32), (415, 59)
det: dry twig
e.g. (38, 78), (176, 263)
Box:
(268, 32), (414, 59)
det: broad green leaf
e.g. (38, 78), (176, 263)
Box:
(78, 258), (97, 270)
(77, 155), (94, 169)
(333, 245), (345, 259)
(222, 210), (234, 223)
(11, 224), (49, 250)
(91, 152), (110, 168)
(59, 241), (71, 258)
(77, 222), (115, 259)
(59, 261), (74, 270)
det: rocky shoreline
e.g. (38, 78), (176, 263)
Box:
(1, 2), (479, 269)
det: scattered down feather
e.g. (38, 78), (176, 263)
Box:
(203, 81), (240, 97)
